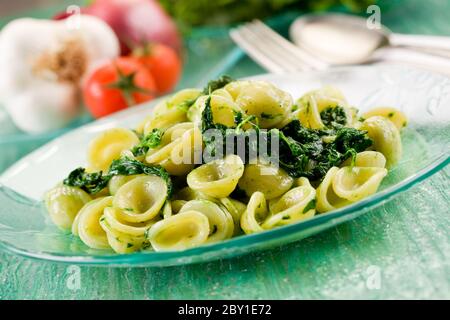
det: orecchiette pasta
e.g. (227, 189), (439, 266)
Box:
(362, 107), (407, 130)
(341, 151), (386, 168)
(219, 197), (247, 235)
(147, 210), (210, 251)
(145, 123), (203, 176)
(224, 80), (292, 128)
(179, 200), (234, 243)
(137, 88), (202, 134)
(187, 93), (241, 127)
(108, 174), (142, 195)
(294, 86), (354, 129)
(361, 116), (402, 168)
(238, 160), (294, 200)
(99, 207), (156, 253)
(187, 154), (244, 198)
(113, 176), (168, 223)
(76, 196), (113, 249)
(332, 166), (387, 202)
(316, 167), (350, 213)
(46, 80), (406, 253)
(45, 185), (92, 230)
(87, 128), (139, 172)
(262, 180), (316, 229)
(240, 192), (269, 234)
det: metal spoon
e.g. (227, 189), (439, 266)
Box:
(289, 13), (450, 65)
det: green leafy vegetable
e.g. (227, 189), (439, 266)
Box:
(174, 98), (198, 112)
(320, 106), (347, 128)
(277, 120), (372, 180)
(64, 157), (173, 196)
(63, 168), (109, 194)
(202, 75), (234, 95)
(303, 199), (316, 213)
(131, 128), (163, 156)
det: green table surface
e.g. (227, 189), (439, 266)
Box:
(1, 0), (449, 300)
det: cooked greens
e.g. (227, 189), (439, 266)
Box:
(278, 120), (372, 179)
(320, 106), (347, 128)
(131, 128), (163, 157)
(64, 157), (173, 196)
(202, 75), (234, 95)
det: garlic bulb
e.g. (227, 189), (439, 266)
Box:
(0, 15), (119, 133)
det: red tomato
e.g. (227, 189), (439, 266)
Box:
(83, 57), (157, 118)
(131, 43), (182, 94)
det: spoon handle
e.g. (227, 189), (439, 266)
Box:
(374, 47), (450, 76)
(390, 33), (450, 53)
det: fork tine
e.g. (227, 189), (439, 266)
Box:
(230, 27), (288, 73)
(233, 26), (308, 73)
(251, 20), (328, 70)
(238, 24), (312, 72)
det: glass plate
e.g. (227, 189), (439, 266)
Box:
(0, 65), (449, 267)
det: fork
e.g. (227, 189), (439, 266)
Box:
(230, 19), (328, 73)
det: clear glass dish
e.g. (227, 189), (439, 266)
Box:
(0, 65), (448, 267)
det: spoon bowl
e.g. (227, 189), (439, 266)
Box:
(290, 13), (450, 65)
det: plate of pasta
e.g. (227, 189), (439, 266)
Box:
(0, 65), (449, 266)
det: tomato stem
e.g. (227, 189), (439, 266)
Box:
(107, 64), (155, 107)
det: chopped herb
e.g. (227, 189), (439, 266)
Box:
(141, 241), (152, 250)
(131, 128), (163, 157)
(320, 106), (347, 128)
(202, 75), (234, 94)
(388, 112), (394, 118)
(303, 199), (316, 213)
(173, 98), (198, 112)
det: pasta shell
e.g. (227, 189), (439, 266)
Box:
(87, 128), (139, 172)
(361, 116), (402, 168)
(113, 176), (168, 223)
(44, 185), (92, 230)
(332, 166), (387, 202)
(362, 107), (407, 130)
(240, 192), (269, 234)
(238, 161), (293, 200)
(341, 151), (386, 168)
(147, 210), (210, 251)
(76, 196), (113, 250)
(316, 167), (351, 213)
(187, 154), (244, 198)
(263, 182), (316, 229)
(180, 200), (234, 243)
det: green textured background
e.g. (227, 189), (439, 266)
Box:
(0, 0), (449, 299)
